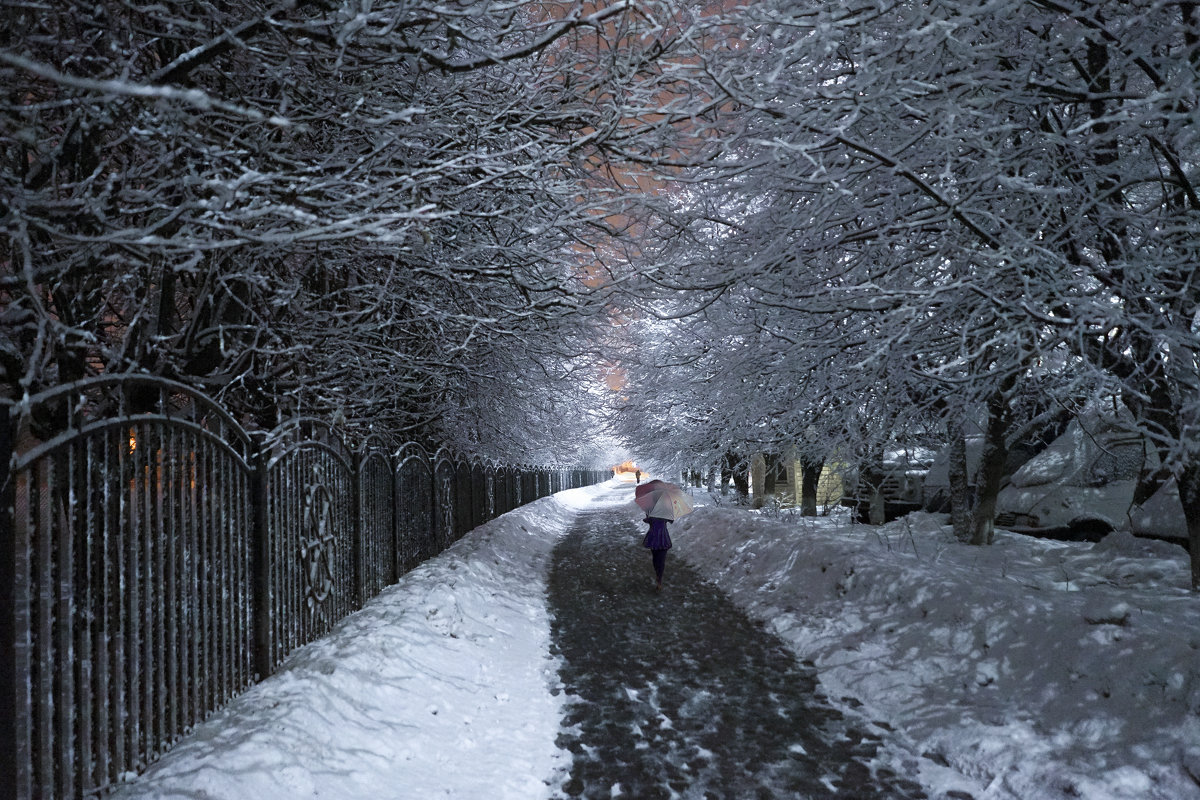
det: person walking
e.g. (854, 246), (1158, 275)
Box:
(642, 515), (672, 590)
(634, 479), (692, 590)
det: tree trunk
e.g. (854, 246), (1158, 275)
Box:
(1179, 462), (1200, 591)
(750, 453), (766, 509)
(859, 460), (886, 525)
(726, 452), (749, 498)
(721, 452), (734, 495)
(970, 389), (1013, 546)
(947, 420), (972, 542)
(868, 488), (886, 525)
(800, 456), (823, 516)
(1125, 370), (1181, 507)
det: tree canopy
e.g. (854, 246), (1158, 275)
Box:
(4, 1), (1198, 581)
(604, 0), (1200, 581)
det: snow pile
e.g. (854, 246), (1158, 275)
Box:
(109, 485), (604, 800)
(672, 504), (1200, 800)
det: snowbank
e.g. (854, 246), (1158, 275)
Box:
(672, 503), (1200, 800)
(108, 485), (607, 800)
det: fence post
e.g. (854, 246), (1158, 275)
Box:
(0, 402), (20, 800)
(430, 459), (441, 555)
(250, 437), (273, 681)
(351, 455), (364, 609)
(390, 454), (401, 586)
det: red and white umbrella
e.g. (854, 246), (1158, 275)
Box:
(634, 479), (694, 521)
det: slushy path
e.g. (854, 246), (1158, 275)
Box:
(546, 498), (931, 800)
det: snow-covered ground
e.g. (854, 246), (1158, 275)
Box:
(108, 486), (590, 800)
(111, 480), (1200, 800)
(673, 499), (1200, 800)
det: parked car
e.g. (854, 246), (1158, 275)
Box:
(994, 409), (1188, 546)
(923, 409), (1070, 513)
(1129, 478), (1189, 546)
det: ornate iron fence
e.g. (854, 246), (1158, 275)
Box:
(0, 376), (610, 800)
(260, 419), (358, 673)
(358, 437), (396, 603)
(394, 443), (434, 572)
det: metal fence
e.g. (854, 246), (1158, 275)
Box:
(0, 375), (609, 800)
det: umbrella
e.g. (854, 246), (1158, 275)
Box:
(634, 479), (694, 521)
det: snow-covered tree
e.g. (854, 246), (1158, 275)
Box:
(1, 0), (689, 461)
(608, 1), (1200, 584)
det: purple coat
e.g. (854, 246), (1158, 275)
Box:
(643, 517), (672, 550)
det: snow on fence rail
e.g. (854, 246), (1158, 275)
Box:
(0, 375), (608, 800)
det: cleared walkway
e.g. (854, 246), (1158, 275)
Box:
(547, 501), (932, 800)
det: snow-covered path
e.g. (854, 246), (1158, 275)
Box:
(548, 501), (928, 798)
